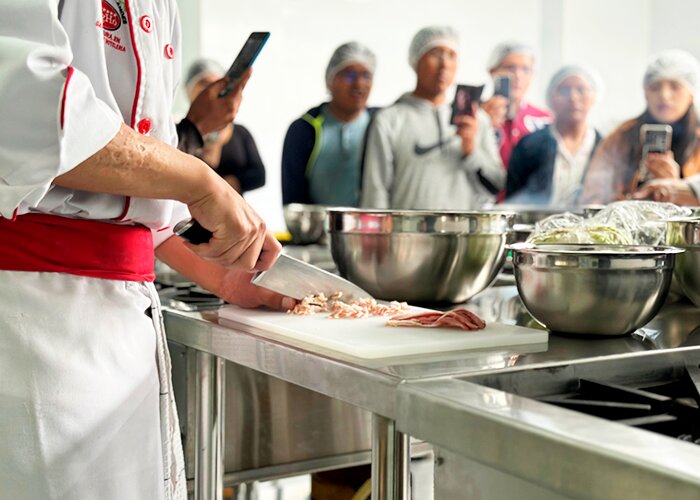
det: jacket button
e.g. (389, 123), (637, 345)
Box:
(164, 44), (175, 59)
(139, 15), (153, 33)
(137, 118), (152, 135)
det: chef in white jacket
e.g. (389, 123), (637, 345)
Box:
(0, 2), (293, 499)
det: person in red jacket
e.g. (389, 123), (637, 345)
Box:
(482, 41), (552, 170)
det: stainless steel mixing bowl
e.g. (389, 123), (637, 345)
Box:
(667, 217), (700, 308)
(327, 209), (514, 303)
(512, 244), (683, 336)
(283, 203), (328, 245)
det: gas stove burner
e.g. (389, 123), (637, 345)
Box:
(537, 364), (700, 444)
(158, 284), (224, 311)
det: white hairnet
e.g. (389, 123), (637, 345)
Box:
(546, 65), (604, 108)
(325, 42), (377, 88)
(408, 26), (459, 70)
(643, 49), (700, 96)
(486, 41), (534, 71)
(185, 58), (224, 91)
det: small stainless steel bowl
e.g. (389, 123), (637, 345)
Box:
(283, 203), (328, 245)
(667, 217), (700, 308)
(327, 209), (514, 303)
(511, 244), (683, 336)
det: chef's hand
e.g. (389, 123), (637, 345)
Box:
(632, 178), (698, 204)
(481, 96), (509, 129)
(216, 269), (297, 310)
(454, 108), (479, 156)
(184, 175), (281, 272)
(185, 68), (252, 136)
(645, 152), (681, 180)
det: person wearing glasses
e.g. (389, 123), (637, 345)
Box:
(360, 26), (503, 210)
(482, 41), (552, 170)
(282, 42), (376, 207)
(505, 65), (603, 207)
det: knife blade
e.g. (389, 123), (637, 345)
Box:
(251, 253), (372, 301)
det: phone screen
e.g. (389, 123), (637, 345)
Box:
(641, 125), (672, 156)
(219, 32), (270, 97)
(450, 84), (484, 124)
(493, 75), (511, 99)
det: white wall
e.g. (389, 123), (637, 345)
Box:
(176, 0), (700, 231)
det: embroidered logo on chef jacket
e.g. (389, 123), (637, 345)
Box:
(101, 0), (127, 52)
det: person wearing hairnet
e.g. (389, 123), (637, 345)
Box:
(581, 50), (700, 204)
(506, 65), (603, 206)
(361, 26), (504, 210)
(282, 42), (377, 207)
(180, 59), (266, 195)
(482, 41), (552, 169)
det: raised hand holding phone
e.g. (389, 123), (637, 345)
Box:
(219, 32), (270, 97)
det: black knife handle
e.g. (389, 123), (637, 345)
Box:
(173, 218), (213, 245)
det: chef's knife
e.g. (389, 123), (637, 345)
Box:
(252, 253), (372, 301)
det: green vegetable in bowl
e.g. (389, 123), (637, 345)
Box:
(528, 225), (633, 245)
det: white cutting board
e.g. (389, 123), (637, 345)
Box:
(218, 305), (548, 360)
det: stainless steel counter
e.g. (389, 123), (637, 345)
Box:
(164, 282), (700, 499)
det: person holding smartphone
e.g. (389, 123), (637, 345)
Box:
(482, 41), (552, 171)
(0, 4), (292, 499)
(581, 50), (700, 204)
(282, 42), (377, 207)
(182, 58), (266, 195)
(360, 26), (503, 210)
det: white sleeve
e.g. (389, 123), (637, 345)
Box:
(0, 1), (123, 218)
(460, 110), (506, 193)
(360, 112), (393, 209)
(151, 201), (191, 248)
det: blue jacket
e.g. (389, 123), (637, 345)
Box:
(506, 125), (602, 205)
(281, 103), (377, 205)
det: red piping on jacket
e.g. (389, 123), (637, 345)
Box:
(60, 66), (75, 129)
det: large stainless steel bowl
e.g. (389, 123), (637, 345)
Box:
(283, 203), (328, 245)
(512, 244), (683, 336)
(327, 209), (514, 303)
(667, 217), (700, 308)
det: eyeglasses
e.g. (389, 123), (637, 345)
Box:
(500, 64), (533, 76)
(340, 69), (373, 83)
(424, 48), (458, 63)
(555, 85), (593, 98)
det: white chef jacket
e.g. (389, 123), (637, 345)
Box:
(0, 2), (190, 499)
(0, 0), (189, 244)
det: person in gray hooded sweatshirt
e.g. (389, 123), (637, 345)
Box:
(360, 26), (504, 209)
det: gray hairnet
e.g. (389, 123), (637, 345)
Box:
(408, 26), (459, 70)
(643, 49), (700, 96)
(185, 58), (224, 91)
(487, 41), (534, 71)
(325, 42), (377, 88)
(546, 65), (603, 108)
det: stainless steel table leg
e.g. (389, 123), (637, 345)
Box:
(371, 414), (410, 500)
(194, 352), (225, 500)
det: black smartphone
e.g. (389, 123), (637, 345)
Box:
(218, 31), (270, 97)
(493, 74), (512, 100)
(640, 124), (672, 157)
(450, 84), (484, 124)
(173, 219), (212, 245)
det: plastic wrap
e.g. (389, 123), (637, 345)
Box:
(527, 201), (691, 245)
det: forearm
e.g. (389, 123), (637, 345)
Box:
(55, 123), (221, 205)
(156, 235), (224, 294)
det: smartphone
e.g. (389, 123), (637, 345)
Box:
(218, 31), (270, 97)
(493, 74), (514, 119)
(450, 84), (484, 124)
(493, 75), (511, 100)
(173, 218), (212, 245)
(640, 124), (672, 158)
